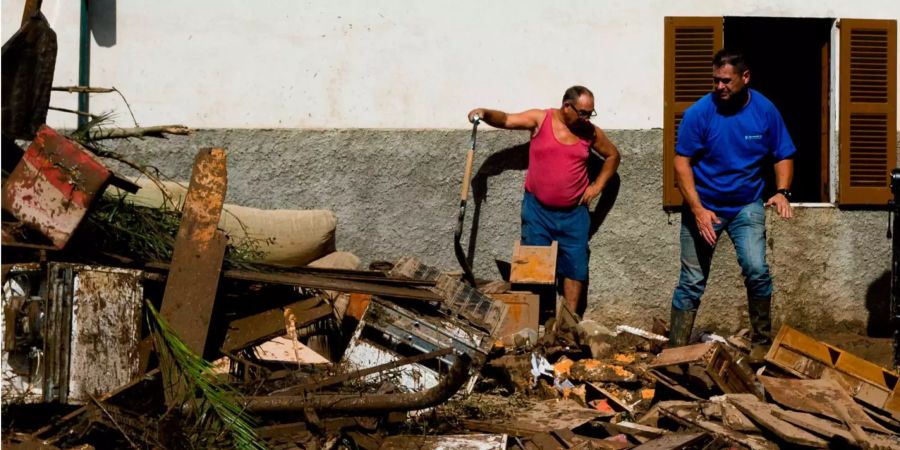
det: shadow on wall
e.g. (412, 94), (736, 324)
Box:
(466, 142), (529, 272)
(464, 142), (621, 281)
(90, 0), (116, 47)
(866, 270), (891, 337)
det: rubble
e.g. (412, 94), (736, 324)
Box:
(3, 8), (900, 450)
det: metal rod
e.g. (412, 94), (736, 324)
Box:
(77, 0), (91, 129)
(243, 353), (471, 413)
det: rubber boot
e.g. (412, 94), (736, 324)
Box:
(748, 296), (772, 362)
(668, 308), (697, 347)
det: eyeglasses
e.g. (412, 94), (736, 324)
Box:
(566, 103), (597, 119)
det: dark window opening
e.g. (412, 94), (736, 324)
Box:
(724, 17), (835, 202)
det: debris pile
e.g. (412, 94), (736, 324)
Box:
(3, 8), (900, 450)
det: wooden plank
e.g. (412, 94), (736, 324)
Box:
(586, 382), (633, 413)
(223, 269), (442, 301)
(462, 399), (608, 438)
(510, 240), (557, 284)
(721, 401), (758, 433)
(657, 401), (777, 450)
(648, 369), (704, 400)
(605, 421), (666, 443)
(758, 375), (891, 434)
(727, 394), (828, 447)
(222, 299), (332, 352)
(649, 342), (715, 368)
(771, 408), (854, 441)
(630, 432), (706, 450)
(771, 408), (899, 449)
(380, 434), (507, 450)
(159, 148), (228, 356)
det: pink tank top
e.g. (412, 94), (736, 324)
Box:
(524, 109), (591, 208)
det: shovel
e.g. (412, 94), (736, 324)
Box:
(454, 115), (480, 286)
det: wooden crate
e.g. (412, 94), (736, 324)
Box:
(489, 291), (540, 338)
(509, 240), (557, 284)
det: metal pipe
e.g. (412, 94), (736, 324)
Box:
(243, 353), (471, 414)
(77, 0), (90, 129)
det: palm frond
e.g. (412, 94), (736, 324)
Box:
(146, 301), (267, 450)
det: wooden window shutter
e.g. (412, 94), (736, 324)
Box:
(838, 19), (897, 205)
(663, 17), (723, 208)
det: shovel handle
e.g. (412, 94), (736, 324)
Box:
(460, 117), (480, 201)
(460, 149), (475, 201)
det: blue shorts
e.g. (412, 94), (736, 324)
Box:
(521, 191), (589, 281)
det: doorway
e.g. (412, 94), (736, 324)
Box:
(724, 17), (835, 202)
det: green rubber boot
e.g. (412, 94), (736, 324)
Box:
(748, 297), (772, 362)
(669, 308), (697, 347)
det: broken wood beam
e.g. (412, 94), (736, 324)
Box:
(87, 125), (191, 140)
(222, 297), (331, 352)
(223, 269), (442, 302)
(159, 148), (227, 356)
(630, 432), (707, 450)
(727, 394), (829, 447)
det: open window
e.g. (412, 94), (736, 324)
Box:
(663, 17), (897, 208)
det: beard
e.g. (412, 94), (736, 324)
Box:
(714, 88), (749, 115)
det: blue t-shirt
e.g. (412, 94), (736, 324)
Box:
(676, 89), (796, 218)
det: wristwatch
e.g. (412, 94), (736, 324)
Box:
(776, 189), (792, 201)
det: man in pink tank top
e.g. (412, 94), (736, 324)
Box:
(468, 86), (620, 316)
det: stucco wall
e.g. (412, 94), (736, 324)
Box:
(2, 0), (898, 129)
(109, 129), (893, 337)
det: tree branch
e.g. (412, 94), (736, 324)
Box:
(88, 125), (191, 141)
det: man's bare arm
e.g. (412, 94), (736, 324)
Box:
(579, 127), (621, 205)
(764, 158), (794, 219)
(675, 155), (720, 245)
(467, 108), (543, 131)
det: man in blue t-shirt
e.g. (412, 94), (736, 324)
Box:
(670, 49), (796, 360)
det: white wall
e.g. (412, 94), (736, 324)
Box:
(2, 0), (898, 130)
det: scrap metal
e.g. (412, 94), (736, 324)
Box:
(243, 352), (471, 414)
(2, 126), (111, 248)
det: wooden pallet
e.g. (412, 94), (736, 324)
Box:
(765, 324), (900, 418)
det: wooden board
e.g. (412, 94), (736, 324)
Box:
(160, 148), (228, 356)
(758, 375), (891, 434)
(726, 394), (828, 447)
(631, 432), (706, 450)
(657, 401), (777, 450)
(510, 240), (557, 284)
(649, 342), (715, 368)
(771, 408), (898, 449)
(461, 399), (609, 437)
(222, 298), (331, 352)
(380, 434), (507, 450)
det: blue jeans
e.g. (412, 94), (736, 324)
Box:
(672, 200), (772, 311)
(521, 192), (590, 281)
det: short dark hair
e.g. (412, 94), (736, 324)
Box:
(713, 49), (749, 74)
(562, 85), (594, 104)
